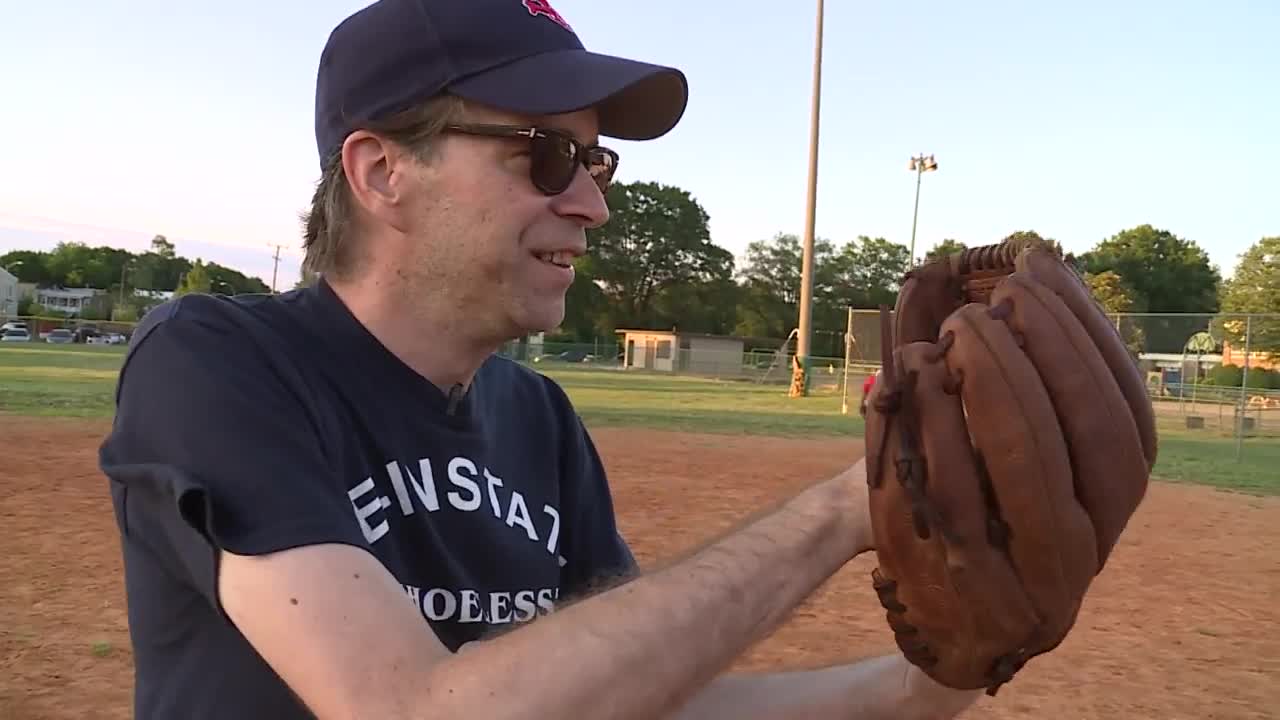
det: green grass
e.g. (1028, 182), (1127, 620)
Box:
(1, 343), (1276, 494)
(0, 344), (125, 417)
(1141, 430), (1280, 495)
(538, 367), (863, 437)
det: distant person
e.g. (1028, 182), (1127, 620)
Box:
(99, 1), (981, 718)
(860, 369), (880, 417)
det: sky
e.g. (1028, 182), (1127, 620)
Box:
(1, 0), (1276, 289)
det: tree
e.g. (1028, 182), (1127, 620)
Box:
(1215, 236), (1280, 356)
(0, 250), (55, 284)
(1078, 224), (1220, 313)
(1084, 270), (1145, 315)
(1084, 270), (1146, 356)
(150, 234), (176, 258)
(736, 232), (835, 306)
(733, 232), (837, 340)
(651, 268), (742, 337)
(1079, 224), (1222, 353)
(556, 262), (611, 342)
(43, 241), (120, 289)
(831, 236), (911, 310)
(0, 238), (268, 296)
(1005, 229), (1059, 249)
(584, 180), (734, 331)
(174, 259), (213, 296)
(924, 238), (967, 262)
(730, 233), (910, 355)
(204, 263), (270, 295)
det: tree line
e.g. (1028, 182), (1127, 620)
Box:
(2, 234), (270, 320)
(568, 180), (1276, 358)
(3, 180), (1274, 357)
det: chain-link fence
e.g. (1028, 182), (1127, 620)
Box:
(498, 310), (1280, 447)
(9, 302), (1274, 451)
(1114, 312), (1280, 447)
(842, 308), (1280, 449)
(497, 336), (857, 390)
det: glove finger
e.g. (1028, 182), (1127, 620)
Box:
(989, 271), (1150, 566)
(939, 302), (1101, 644)
(893, 270), (963, 346)
(869, 341), (1042, 687)
(1018, 248), (1158, 471)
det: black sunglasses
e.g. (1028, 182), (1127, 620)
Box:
(442, 123), (619, 196)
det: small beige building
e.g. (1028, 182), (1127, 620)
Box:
(615, 329), (746, 374)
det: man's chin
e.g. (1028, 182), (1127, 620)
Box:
(511, 303), (566, 337)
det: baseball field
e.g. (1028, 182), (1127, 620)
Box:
(1, 342), (1277, 719)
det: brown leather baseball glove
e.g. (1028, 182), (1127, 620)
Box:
(862, 236), (1157, 696)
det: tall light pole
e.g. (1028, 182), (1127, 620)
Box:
(907, 153), (938, 265)
(792, 0), (825, 399)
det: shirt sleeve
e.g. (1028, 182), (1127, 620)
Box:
(544, 381), (638, 600)
(99, 296), (367, 616)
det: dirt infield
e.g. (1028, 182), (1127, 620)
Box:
(2, 415), (1278, 719)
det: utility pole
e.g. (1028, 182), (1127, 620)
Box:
(840, 306), (854, 414)
(792, 0), (825, 399)
(907, 153), (938, 265)
(269, 245), (283, 293)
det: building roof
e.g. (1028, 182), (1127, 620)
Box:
(614, 328), (749, 342)
(36, 286), (103, 298)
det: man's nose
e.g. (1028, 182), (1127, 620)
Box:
(549, 166), (611, 229)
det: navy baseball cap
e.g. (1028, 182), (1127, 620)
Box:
(314, 0), (690, 167)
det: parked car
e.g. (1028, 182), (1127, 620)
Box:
(88, 332), (127, 345)
(1, 328), (30, 343)
(45, 328), (74, 344)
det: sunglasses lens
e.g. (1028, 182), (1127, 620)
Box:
(528, 132), (617, 195)
(587, 149), (616, 193)
(531, 133), (579, 193)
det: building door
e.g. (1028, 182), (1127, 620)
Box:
(655, 339), (673, 371)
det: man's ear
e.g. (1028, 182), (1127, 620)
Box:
(341, 131), (414, 233)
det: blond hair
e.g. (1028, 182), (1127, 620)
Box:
(300, 94), (468, 279)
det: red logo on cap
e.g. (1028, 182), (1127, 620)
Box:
(522, 0), (573, 32)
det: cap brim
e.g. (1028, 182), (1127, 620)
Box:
(447, 49), (688, 141)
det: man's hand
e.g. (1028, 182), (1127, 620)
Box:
(218, 459), (875, 720)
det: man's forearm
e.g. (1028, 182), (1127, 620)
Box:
(416, 468), (867, 720)
(670, 654), (983, 720)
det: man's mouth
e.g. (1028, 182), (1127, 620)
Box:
(534, 251), (574, 269)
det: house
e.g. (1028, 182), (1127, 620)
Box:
(33, 286), (109, 317)
(615, 329), (746, 374)
(0, 268), (17, 318)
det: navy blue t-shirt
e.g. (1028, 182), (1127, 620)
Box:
(98, 278), (636, 719)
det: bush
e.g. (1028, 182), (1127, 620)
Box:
(1204, 364), (1280, 389)
(1205, 364), (1243, 387)
(1247, 367), (1280, 390)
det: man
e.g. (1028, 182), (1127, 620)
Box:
(99, 1), (983, 718)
